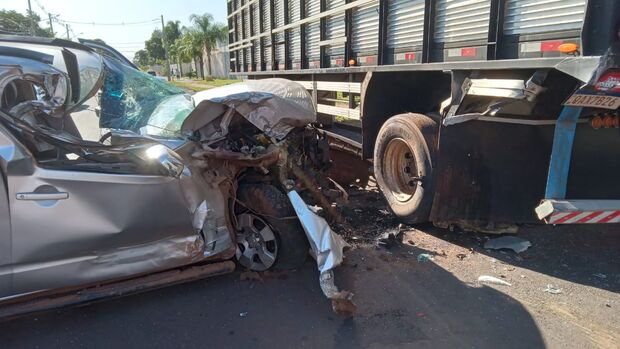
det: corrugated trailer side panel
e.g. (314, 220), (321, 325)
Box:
(352, 0), (380, 65)
(274, 0), (285, 69)
(325, 0), (347, 67)
(243, 5), (251, 71)
(252, 2), (261, 71)
(305, 0), (321, 68)
(261, 0), (272, 70)
(433, 0), (491, 61)
(289, 0), (302, 69)
(502, 0), (587, 59)
(386, 0), (425, 64)
(228, 0), (607, 72)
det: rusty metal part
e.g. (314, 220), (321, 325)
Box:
(0, 261), (235, 321)
(327, 149), (371, 188)
(191, 146), (281, 170)
(289, 162), (344, 224)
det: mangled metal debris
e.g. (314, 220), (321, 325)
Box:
(287, 191), (356, 316)
(181, 78), (354, 315)
(183, 78), (316, 140)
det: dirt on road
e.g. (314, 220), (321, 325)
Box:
(332, 181), (619, 348)
(1, 182), (618, 349)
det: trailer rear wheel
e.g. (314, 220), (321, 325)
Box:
(374, 113), (437, 224)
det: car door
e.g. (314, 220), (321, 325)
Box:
(2, 134), (200, 299)
(0, 159), (12, 299)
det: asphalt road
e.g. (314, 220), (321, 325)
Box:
(1, 220), (618, 348)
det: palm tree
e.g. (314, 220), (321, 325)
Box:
(168, 39), (183, 76)
(179, 30), (204, 78)
(189, 13), (228, 78)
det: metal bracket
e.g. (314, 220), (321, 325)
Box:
(544, 106), (583, 199)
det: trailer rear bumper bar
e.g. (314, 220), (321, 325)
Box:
(536, 200), (620, 224)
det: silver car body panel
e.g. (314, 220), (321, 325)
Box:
(0, 134), (210, 298)
(186, 78), (316, 140)
(0, 45), (232, 300)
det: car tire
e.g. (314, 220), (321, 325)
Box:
(236, 184), (309, 270)
(374, 113), (438, 224)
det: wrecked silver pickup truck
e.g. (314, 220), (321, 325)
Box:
(0, 36), (351, 318)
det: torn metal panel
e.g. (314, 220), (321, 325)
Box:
(183, 78), (316, 140)
(287, 190), (347, 274)
(286, 190), (355, 316)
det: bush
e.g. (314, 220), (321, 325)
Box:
(185, 71), (197, 79)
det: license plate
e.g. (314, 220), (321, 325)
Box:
(564, 93), (620, 110)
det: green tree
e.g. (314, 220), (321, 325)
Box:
(144, 29), (165, 62)
(133, 49), (150, 69)
(189, 13), (227, 77)
(163, 20), (182, 47)
(178, 30), (204, 78)
(0, 9), (52, 37)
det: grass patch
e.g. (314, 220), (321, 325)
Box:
(172, 78), (241, 92)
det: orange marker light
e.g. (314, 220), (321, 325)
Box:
(591, 115), (603, 129)
(558, 43), (578, 54)
(603, 115), (615, 128)
(348, 58), (356, 66)
(613, 116), (620, 128)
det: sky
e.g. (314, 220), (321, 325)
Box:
(3, 0), (228, 60)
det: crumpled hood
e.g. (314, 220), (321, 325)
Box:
(182, 78), (316, 140)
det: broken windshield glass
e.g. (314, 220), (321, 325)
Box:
(99, 56), (193, 137)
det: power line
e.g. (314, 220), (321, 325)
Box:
(56, 18), (159, 26)
(108, 41), (146, 44)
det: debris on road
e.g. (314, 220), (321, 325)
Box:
(593, 273), (607, 279)
(543, 284), (563, 294)
(287, 191), (355, 317)
(239, 271), (264, 283)
(375, 224), (404, 249)
(484, 236), (532, 253)
(417, 253), (435, 263)
(478, 275), (512, 286)
(239, 312), (248, 317)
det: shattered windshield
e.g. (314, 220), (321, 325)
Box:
(99, 56), (193, 138)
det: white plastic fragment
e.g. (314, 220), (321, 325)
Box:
(478, 275), (512, 286)
(543, 284), (562, 294)
(484, 236), (532, 253)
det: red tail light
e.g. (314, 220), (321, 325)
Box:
(594, 70), (620, 93)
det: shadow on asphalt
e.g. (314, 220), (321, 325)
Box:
(417, 223), (620, 294)
(0, 243), (544, 348)
(340, 185), (619, 295)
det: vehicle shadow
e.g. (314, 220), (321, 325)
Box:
(0, 243), (545, 348)
(419, 222), (620, 294)
(341, 184), (619, 294)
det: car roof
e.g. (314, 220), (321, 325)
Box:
(0, 35), (94, 52)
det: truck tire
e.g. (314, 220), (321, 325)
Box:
(236, 184), (309, 270)
(374, 113), (438, 224)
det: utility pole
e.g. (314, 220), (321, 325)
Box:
(48, 13), (55, 37)
(161, 15), (171, 81)
(65, 23), (70, 40)
(27, 0), (35, 36)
